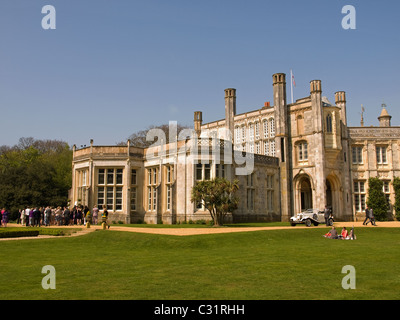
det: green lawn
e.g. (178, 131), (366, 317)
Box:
(1, 226), (399, 300)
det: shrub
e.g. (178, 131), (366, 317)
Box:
(367, 177), (389, 221)
(0, 230), (40, 239)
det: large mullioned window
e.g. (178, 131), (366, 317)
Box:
(97, 168), (123, 211)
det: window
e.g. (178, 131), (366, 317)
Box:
(269, 118), (275, 137)
(246, 173), (255, 211)
(354, 181), (366, 212)
(98, 169), (105, 185)
(326, 114), (333, 133)
(196, 163), (211, 181)
(195, 163), (212, 210)
(266, 174), (274, 211)
(216, 164), (226, 178)
(76, 169), (88, 206)
(270, 141), (276, 157)
(298, 142), (308, 161)
(235, 126), (240, 144)
(97, 187), (104, 209)
(249, 123), (254, 142)
(352, 146), (363, 164)
(116, 169), (123, 184)
(264, 141), (269, 156)
(256, 142), (260, 154)
(131, 188), (137, 211)
(107, 169), (114, 184)
(116, 187), (123, 210)
(241, 125), (246, 143)
(147, 167), (158, 211)
(131, 169), (137, 211)
(376, 146), (387, 164)
(255, 122), (260, 140)
(249, 142), (254, 153)
(165, 165), (173, 211)
(263, 119), (269, 138)
(383, 180), (390, 204)
(97, 168), (123, 211)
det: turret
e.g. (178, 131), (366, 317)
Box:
(310, 80), (323, 132)
(335, 91), (347, 126)
(224, 88), (236, 139)
(194, 111), (203, 136)
(378, 103), (391, 127)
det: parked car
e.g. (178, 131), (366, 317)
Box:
(290, 208), (334, 227)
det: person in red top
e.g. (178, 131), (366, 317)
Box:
(340, 227), (348, 239)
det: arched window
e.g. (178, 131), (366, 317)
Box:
(263, 119), (268, 138)
(326, 114), (333, 133)
(269, 118), (275, 137)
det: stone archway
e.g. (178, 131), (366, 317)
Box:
(300, 178), (313, 211)
(294, 174), (314, 214)
(326, 174), (340, 217)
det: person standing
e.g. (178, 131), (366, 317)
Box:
(76, 206), (82, 225)
(25, 207), (30, 226)
(29, 208), (34, 227)
(63, 207), (70, 226)
(92, 205), (99, 225)
(102, 205), (110, 229)
(33, 207), (41, 227)
(1, 208), (9, 227)
(21, 208), (26, 226)
(324, 206), (331, 226)
(44, 206), (51, 226)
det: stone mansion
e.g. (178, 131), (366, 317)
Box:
(71, 73), (399, 224)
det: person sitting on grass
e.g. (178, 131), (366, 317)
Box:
(323, 226), (338, 239)
(338, 227), (348, 239)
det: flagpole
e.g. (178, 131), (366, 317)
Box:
(290, 69), (294, 104)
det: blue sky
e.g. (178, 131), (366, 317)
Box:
(1, 0), (399, 147)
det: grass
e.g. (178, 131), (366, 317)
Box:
(0, 226), (399, 300)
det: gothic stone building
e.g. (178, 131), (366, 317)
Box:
(71, 73), (399, 224)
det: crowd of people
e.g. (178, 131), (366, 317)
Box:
(0, 204), (109, 228)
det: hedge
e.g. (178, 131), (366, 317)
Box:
(0, 230), (40, 239)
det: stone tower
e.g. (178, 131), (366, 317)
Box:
(273, 73), (292, 221)
(310, 79), (327, 210)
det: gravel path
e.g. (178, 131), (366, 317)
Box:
(2, 221), (398, 240)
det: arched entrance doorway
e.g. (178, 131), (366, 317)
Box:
(326, 179), (333, 208)
(326, 175), (340, 217)
(299, 176), (313, 211)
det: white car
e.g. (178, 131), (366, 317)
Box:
(290, 209), (334, 227)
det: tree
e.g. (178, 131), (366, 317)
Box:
(191, 177), (239, 226)
(393, 177), (400, 221)
(0, 137), (72, 218)
(366, 177), (389, 221)
(118, 123), (192, 147)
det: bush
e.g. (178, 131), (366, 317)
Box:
(393, 177), (400, 221)
(367, 177), (389, 221)
(0, 230), (40, 238)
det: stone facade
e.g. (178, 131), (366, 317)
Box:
(71, 72), (400, 223)
(71, 137), (280, 224)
